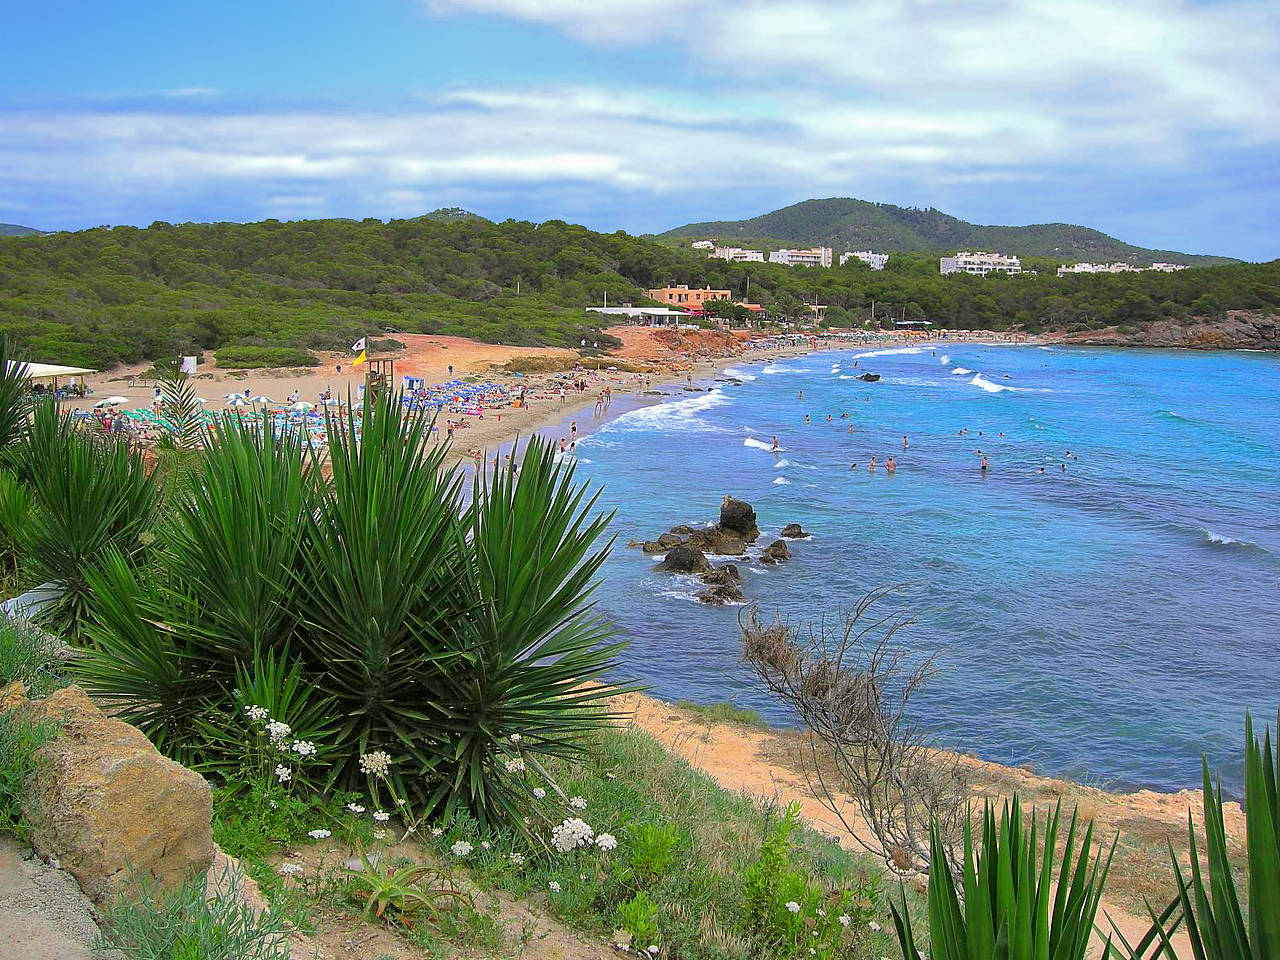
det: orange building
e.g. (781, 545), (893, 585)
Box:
(645, 284), (731, 307)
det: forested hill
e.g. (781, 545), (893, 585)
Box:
(0, 224), (42, 237)
(661, 198), (1235, 265)
(0, 216), (1275, 369)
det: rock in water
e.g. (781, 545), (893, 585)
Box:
(8, 685), (215, 902)
(718, 496), (760, 541)
(700, 564), (741, 586)
(698, 583), (746, 605)
(759, 540), (792, 564)
(656, 545), (711, 574)
(779, 523), (809, 539)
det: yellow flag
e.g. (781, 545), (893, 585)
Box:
(352, 350), (367, 367)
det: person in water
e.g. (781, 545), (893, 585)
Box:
(771, 435), (779, 451)
(902, 435), (909, 450)
(980, 456), (989, 471)
(868, 457), (877, 471)
(850, 462), (857, 470)
(804, 414), (811, 424)
(886, 457), (897, 473)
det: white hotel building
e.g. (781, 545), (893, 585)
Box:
(939, 251), (1023, 276)
(712, 246), (766, 263)
(840, 250), (889, 270)
(1057, 261), (1189, 277)
(769, 246), (833, 268)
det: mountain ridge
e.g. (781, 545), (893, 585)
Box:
(0, 223), (44, 238)
(660, 198), (1235, 265)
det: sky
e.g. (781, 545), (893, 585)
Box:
(1, 0), (1277, 259)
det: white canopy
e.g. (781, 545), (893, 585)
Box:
(6, 360), (96, 380)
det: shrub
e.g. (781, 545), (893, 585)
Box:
(98, 869), (293, 960)
(216, 345), (319, 368)
(0, 619), (67, 697)
(0, 711), (55, 841)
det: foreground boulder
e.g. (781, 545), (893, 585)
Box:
(656, 545), (710, 574)
(718, 495), (760, 541)
(6, 685), (215, 902)
(779, 523), (809, 539)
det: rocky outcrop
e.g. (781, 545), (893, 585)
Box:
(856, 372), (880, 382)
(759, 540), (791, 564)
(718, 496), (760, 541)
(779, 523), (809, 539)
(656, 545), (710, 574)
(1045, 311), (1280, 351)
(4, 685), (215, 902)
(697, 564), (744, 605)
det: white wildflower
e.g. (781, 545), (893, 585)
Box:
(431, 827), (443, 838)
(274, 765), (291, 783)
(480, 840), (491, 850)
(508, 733), (523, 743)
(550, 818), (594, 852)
(372, 810), (390, 822)
(307, 829), (331, 840)
(266, 720), (291, 745)
(359, 750), (392, 777)
(396, 798), (407, 806)
(606, 772), (617, 780)
(504, 757), (526, 774)
(373, 829), (387, 840)
(291, 740), (316, 757)
(245, 704), (269, 722)
(785, 901), (801, 914)
(509, 852), (526, 866)
(451, 840), (473, 857)
(268, 800), (278, 810)
(277, 862), (303, 876)
(868, 920), (882, 932)
(817, 908), (827, 917)
(548, 880), (561, 893)
(346, 803), (365, 814)
(837, 914), (851, 927)
(595, 833), (617, 852)
(532, 787), (546, 799)
(648, 947), (659, 956)
(568, 796), (587, 809)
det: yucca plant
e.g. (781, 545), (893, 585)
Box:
(0, 336), (30, 456)
(892, 796), (1115, 960)
(291, 391), (471, 800)
(153, 360), (206, 452)
(441, 435), (628, 826)
(1116, 711), (1280, 960)
(19, 403), (159, 638)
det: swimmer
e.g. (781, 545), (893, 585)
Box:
(850, 462), (858, 470)
(1061, 462), (1066, 472)
(804, 414), (811, 424)
(980, 456), (989, 471)
(1037, 467), (1045, 474)
(798, 389), (804, 400)
(886, 457), (897, 473)
(902, 435), (909, 450)
(771, 435), (779, 451)
(826, 414), (833, 422)
(868, 457), (877, 472)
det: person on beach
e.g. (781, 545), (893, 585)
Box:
(886, 457), (897, 473)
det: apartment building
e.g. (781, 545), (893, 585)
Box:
(839, 250), (889, 270)
(1057, 260), (1189, 277)
(712, 246), (765, 262)
(768, 246), (833, 268)
(690, 240), (714, 250)
(645, 284), (732, 307)
(940, 251), (1023, 276)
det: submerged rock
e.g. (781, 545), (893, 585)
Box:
(759, 540), (792, 564)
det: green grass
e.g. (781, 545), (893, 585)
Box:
(0, 618), (67, 698)
(215, 345), (319, 368)
(676, 699), (769, 728)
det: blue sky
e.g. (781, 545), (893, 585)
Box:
(2, 0), (1277, 259)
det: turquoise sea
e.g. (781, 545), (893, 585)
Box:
(553, 344), (1280, 793)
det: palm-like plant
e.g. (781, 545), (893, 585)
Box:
(1117, 711), (1279, 960)
(154, 360), (206, 451)
(292, 393), (470, 798)
(19, 403), (158, 637)
(892, 797), (1115, 960)
(0, 336), (30, 455)
(443, 435), (627, 826)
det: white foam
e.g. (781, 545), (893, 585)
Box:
(772, 477), (791, 485)
(762, 363), (804, 375)
(951, 367), (973, 375)
(838, 374), (856, 380)
(852, 346), (924, 359)
(773, 459), (791, 468)
(940, 355), (950, 364)
(603, 387), (730, 434)
(722, 367), (756, 381)
(744, 437), (785, 452)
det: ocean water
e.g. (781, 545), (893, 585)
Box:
(554, 345), (1280, 792)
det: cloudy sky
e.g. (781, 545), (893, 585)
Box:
(2, 0), (1277, 258)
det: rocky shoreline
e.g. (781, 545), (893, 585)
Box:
(631, 496), (809, 605)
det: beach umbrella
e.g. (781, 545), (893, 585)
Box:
(291, 401), (315, 412)
(226, 396), (251, 407)
(320, 397), (341, 406)
(94, 396), (130, 408)
(223, 393), (244, 400)
(251, 395), (273, 403)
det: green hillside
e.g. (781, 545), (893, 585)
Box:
(0, 216), (1274, 369)
(661, 198), (1235, 265)
(0, 224), (43, 238)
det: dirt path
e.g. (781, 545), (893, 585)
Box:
(617, 693), (1236, 958)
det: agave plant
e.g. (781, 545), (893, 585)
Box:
(1116, 711), (1280, 960)
(892, 796), (1115, 960)
(19, 403), (159, 637)
(0, 336), (30, 456)
(441, 435), (628, 826)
